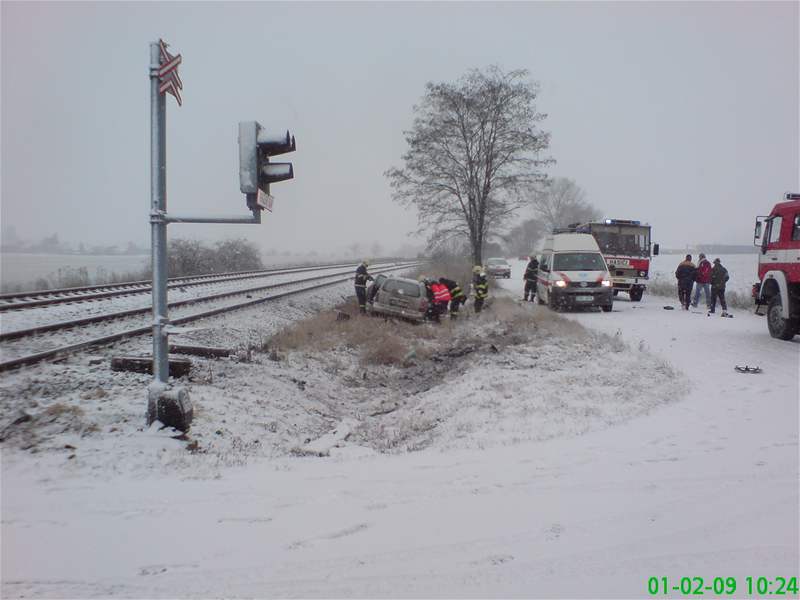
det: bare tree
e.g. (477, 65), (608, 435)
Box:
(503, 218), (547, 256)
(386, 66), (553, 265)
(531, 177), (602, 232)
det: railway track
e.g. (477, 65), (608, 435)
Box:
(0, 261), (421, 372)
(0, 260), (370, 311)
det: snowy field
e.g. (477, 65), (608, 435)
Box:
(0, 252), (367, 290)
(0, 253), (150, 287)
(648, 253), (759, 299)
(1, 271), (797, 598)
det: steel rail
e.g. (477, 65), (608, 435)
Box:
(0, 262), (416, 342)
(0, 259), (377, 301)
(0, 262), (422, 372)
(0, 261), (374, 311)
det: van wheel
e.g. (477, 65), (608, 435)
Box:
(548, 292), (559, 311)
(629, 288), (643, 302)
(601, 304), (613, 313)
(767, 295), (798, 340)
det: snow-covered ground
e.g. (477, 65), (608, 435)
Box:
(1, 269), (797, 598)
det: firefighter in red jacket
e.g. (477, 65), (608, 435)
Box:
(430, 279), (451, 321)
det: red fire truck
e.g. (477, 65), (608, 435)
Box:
(575, 219), (659, 302)
(753, 193), (800, 340)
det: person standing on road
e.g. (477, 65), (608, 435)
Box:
(709, 258), (730, 317)
(439, 277), (466, 318)
(354, 260), (373, 314)
(472, 266), (489, 313)
(523, 256), (539, 302)
(675, 254), (696, 310)
(692, 253), (712, 309)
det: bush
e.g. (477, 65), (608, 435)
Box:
(168, 238), (263, 277)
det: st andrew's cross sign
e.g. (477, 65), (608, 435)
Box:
(158, 39), (182, 106)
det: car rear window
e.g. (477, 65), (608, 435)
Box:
(382, 279), (421, 297)
(553, 252), (606, 271)
(487, 259), (508, 265)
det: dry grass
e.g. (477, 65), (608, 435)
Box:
(268, 301), (426, 365)
(42, 403), (85, 419)
(267, 295), (594, 370)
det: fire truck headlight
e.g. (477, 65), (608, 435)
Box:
(639, 270), (647, 277)
(554, 280), (567, 288)
(601, 279), (612, 287)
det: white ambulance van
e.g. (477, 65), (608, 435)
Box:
(536, 232), (614, 312)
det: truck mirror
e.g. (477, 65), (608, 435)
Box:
(653, 243), (660, 256)
(754, 221), (762, 240)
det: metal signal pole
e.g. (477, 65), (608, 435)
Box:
(149, 40), (169, 398)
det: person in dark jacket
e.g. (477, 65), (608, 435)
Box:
(692, 253), (712, 308)
(523, 256), (539, 302)
(472, 266), (489, 313)
(675, 254), (696, 310)
(354, 260), (373, 314)
(709, 258), (730, 316)
(439, 277), (466, 318)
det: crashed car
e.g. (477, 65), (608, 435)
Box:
(366, 276), (429, 322)
(486, 257), (511, 278)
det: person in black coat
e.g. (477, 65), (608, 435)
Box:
(674, 254), (697, 310)
(709, 258), (730, 316)
(439, 277), (466, 318)
(354, 260), (373, 314)
(523, 257), (539, 302)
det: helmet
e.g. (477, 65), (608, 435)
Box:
(472, 265), (482, 274)
(362, 259), (370, 266)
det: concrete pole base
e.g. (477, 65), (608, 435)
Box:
(147, 386), (193, 432)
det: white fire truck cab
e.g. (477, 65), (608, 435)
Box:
(574, 219), (659, 302)
(753, 193), (800, 340)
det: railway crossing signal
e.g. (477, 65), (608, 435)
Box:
(148, 40), (299, 433)
(238, 121), (296, 211)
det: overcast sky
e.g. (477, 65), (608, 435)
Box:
(2, 1), (798, 254)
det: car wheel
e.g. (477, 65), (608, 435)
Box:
(601, 304), (613, 312)
(767, 295), (798, 340)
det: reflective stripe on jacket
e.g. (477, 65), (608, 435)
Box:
(431, 283), (451, 303)
(474, 275), (488, 299)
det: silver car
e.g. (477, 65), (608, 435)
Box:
(367, 276), (429, 322)
(486, 258), (511, 278)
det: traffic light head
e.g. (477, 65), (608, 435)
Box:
(238, 121), (296, 210)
